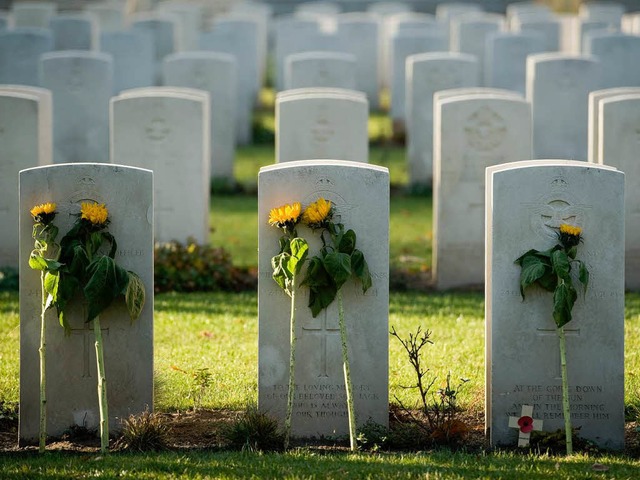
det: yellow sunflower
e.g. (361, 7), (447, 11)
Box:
(30, 202), (57, 224)
(81, 202), (109, 226)
(558, 223), (582, 249)
(302, 197), (333, 228)
(269, 202), (302, 230)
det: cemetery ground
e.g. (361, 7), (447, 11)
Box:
(1, 146), (640, 477)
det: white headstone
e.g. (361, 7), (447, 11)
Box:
(162, 52), (236, 184)
(295, 1), (341, 16)
(337, 13), (381, 109)
(49, 13), (98, 51)
(258, 159), (389, 438)
(486, 160), (624, 450)
(406, 52), (480, 187)
(512, 16), (562, 52)
(276, 88), (368, 164)
(101, 31), (154, 94)
(433, 93), (531, 290)
(367, 2), (411, 17)
(19, 163), (153, 443)
(579, 1), (625, 25)
(584, 32), (640, 89)
(382, 12), (444, 87)
(285, 51), (357, 91)
(0, 86), (51, 269)
(506, 1), (551, 23)
(527, 53), (601, 160)
(131, 14), (178, 85)
(435, 2), (483, 24)
(12, 1), (55, 28)
(274, 16), (321, 91)
(0, 28), (53, 86)
(39, 51), (112, 164)
(215, 11), (268, 85)
(275, 17), (346, 91)
(110, 87), (210, 244)
(451, 13), (505, 85)
(390, 30), (449, 125)
(588, 87), (640, 163)
(157, 1), (202, 51)
(0, 12), (12, 30)
(85, 3), (125, 33)
(577, 20), (616, 53)
(485, 31), (547, 95)
(200, 18), (261, 145)
(597, 94), (640, 290)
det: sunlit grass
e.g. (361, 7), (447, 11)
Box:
(1, 444), (640, 479)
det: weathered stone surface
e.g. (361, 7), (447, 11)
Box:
(486, 160), (624, 450)
(19, 163), (153, 443)
(258, 160), (389, 438)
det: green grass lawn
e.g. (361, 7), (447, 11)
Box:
(2, 449), (640, 479)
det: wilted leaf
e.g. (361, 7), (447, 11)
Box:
(351, 249), (372, 293)
(83, 256), (129, 322)
(125, 271), (145, 321)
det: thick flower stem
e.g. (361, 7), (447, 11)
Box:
(557, 325), (573, 455)
(94, 315), (109, 454)
(338, 291), (357, 451)
(38, 271), (47, 454)
(284, 273), (297, 450)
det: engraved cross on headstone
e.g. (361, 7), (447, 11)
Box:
(536, 327), (580, 380)
(302, 309), (339, 378)
(508, 404), (543, 447)
(71, 320), (110, 378)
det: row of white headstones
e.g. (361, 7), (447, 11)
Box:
(17, 159), (624, 450)
(2, 82), (639, 291)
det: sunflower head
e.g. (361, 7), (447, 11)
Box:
(80, 202), (109, 228)
(268, 202), (302, 233)
(30, 202), (57, 225)
(558, 223), (582, 249)
(302, 197), (333, 229)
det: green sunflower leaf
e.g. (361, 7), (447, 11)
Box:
(83, 255), (129, 322)
(551, 249), (570, 281)
(518, 253), (549, 299)
(323, 252), (351, 290)
(553, 282), (577, 328)
(351, 249), (372, 293)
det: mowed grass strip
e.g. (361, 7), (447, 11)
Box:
(1, 448), (640, 479)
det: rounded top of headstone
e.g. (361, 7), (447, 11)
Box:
(407, 51), (478, 65)
(260, 159), (388, 176)
(526, 52), (599, 65)
(276, 87), (367, 103)
(163, 51), (236, 65)
(286, 51), (357, 63)
(113, 86), (210, 103)
(40, 50), (112, 63)
(486, 159), (619, 178)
